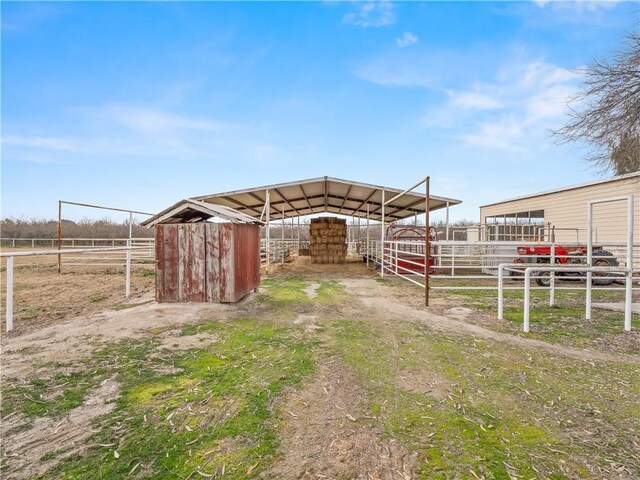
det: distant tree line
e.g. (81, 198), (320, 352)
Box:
(1, 216), (478, 241)
(1, 217), (154, 239)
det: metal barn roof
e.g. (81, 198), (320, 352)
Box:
(142, 199), (264, 228)
(480, 171), (640, 208)
(192, 176), (461, 222)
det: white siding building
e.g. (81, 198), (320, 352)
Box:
(479, 172), (640, 244)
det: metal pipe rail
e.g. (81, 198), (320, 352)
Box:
(1, 237), (154, 248)
(260, 240), (297, 270)
(1, 246), (149, 332)
(497, 263), (633, 333)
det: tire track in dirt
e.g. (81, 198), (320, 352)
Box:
(264, 360), (416, 480)
(340, 278), (640, 364)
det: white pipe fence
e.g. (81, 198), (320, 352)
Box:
(1, 246), (149, 332)
(1, 237), (154, 248)
(497, 263), (633, 332)
(260, 239), (298, 271)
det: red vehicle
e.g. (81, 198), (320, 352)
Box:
(515, 244), (619, 286)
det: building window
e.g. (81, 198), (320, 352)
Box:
(484, 210), (545, 241)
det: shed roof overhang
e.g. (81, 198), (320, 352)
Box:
(192, 176), (461, 222)
(142, 199), (264, 228)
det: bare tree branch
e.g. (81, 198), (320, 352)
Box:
(555, 31), (640, 175)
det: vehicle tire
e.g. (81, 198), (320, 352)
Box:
(592, 250), (619, 285)
(534, 270), (550, 287)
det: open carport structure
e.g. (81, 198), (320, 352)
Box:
(191, 176), (462, 303)
(192, 176), (460, 222)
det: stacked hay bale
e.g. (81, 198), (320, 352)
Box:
(310, 217), (347, 264)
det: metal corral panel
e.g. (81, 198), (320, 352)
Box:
(155, 223), (260, 303)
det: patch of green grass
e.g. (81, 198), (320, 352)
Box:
(315, 280), (344, 302)
(259, 276), (309, 305)
(259, 276), (344, 306)
(89, 293), (109, 303)
(141, 269), (155, 277)
(331, 318), (639, 478)
(2, 368), (107, 418)
(37, 319), (317, 479)
(40, 447), (73, 462)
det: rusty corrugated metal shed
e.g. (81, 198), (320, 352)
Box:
(155, 223), (259, 303)
(142, 199), (263, 228)
(191, 176), (462, 222)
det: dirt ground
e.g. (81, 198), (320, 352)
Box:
(1, 252), (155, 336)
(1, 254), (639, 479)
(266, 255), (379, 277)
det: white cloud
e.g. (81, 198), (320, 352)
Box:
(396, 32), (418, 48)
(422, 59), (581, 151)
(100, 105), (228, 134)
(448, 91), (503, 110)
(534, 0), (621, 12)
(459, 120), (524, 150)
(2, 104), (299, 166)
(2, 134), (82, 151)
(343, 2), (396, 27)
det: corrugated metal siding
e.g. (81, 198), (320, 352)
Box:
(155, 223), (260, 303)
(233, 224), (261, 302)
(480, 177), (640, 243)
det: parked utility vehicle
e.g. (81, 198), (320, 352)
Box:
(514, 244), (619, 286)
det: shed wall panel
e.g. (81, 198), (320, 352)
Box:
(218, 223), (236, 303)
(177, 224), (206, 302)
(233, 224), (261, 301)
(205, 223), (221, 302)
(155, 225), (165, 303)
(156, 224), (179, 302)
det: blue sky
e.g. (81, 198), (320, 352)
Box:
(2, 1), (638, 224)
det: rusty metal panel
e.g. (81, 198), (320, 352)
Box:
(156, 222), (260, 304)
(218, 223), (235, 303)
(233, 224), (260, 301)
(156, 224), (179, 302)
(205, 223), (220, 302)
(176, 224), (206, 302)
(155, 225), (164, 302)
(188, 224), (206, 302)
(177, 224), (189, 302)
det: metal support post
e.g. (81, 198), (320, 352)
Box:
(586, 204), (593, 320)
(57, 200), (62, 273)
(6, 256), (14, 332)
(125, 212), (132, 298)
(445, 202), (450, 241)
(381, 191), (385, 277)
(498, 264), (504, 320)
(524, 268), (531, 332)
(549, 243), (555, 307)
(366, 204), (370, 266)
(266, 190), (270, 274)
(625, 195), (634, 331)
(425, 176), (430, 307)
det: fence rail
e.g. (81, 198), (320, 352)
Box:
(1, 246), (149, 332)
(1, 237), (154, 248)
